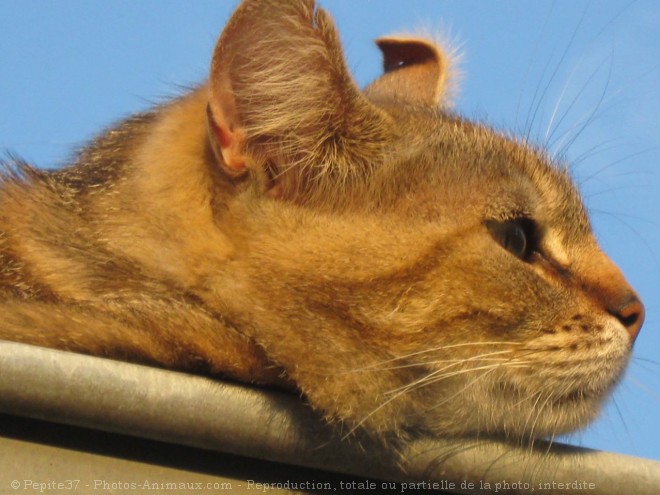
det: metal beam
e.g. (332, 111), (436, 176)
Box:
(0, 341), (658, 494)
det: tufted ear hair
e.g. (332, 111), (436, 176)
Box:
(207, 0), (392, 201)
(365, 36), (452, 107)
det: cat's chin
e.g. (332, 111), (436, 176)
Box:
(430, 402), (604, 442)
(479, 381), (613, 440)
(415, 379), (614, 442)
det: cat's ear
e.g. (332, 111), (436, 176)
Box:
(365, 37), (452, 106)
(207, 0), (391, 201)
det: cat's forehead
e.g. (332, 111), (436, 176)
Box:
(380, 107), (591, 237)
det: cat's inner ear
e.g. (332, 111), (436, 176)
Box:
(365, 36), (451, 107)
(206, 0), (392, 200)
(206, 85), (247, 177)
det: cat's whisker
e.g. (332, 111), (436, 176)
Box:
(347, 355), (518, 374)
(370, 349), (518, 372)
(546, 432), (557, 454)
(584, 184), (653, 199)
(425, 367), (503, 414)
(610, 396), (633, 447)
(524, 1), (588, 142)
(625, 377), (660, 403)
(383, 341), (522, 361)
(576, 147), (660, 186)
(552, 54), (614, 159)
(343, 362), (513, 439)
(514, 1), (554, 132)
(632, 356), (660, 369)
(385, 361), (510, 397)
(406, 365), (535, 400)
(565, 139), (620, 172)
(341, 341), (521, 373)
(522, 391), (550, 441)
(529, 393), (561, 448)
(562, 58), (660, 169)
(388, 359), (533, 398)
(543, 68), (576, 147)
(544, 53), (610, 149)
(382, 350), (526, 394)
(588, 208), (660, 268)
(510, 389), (543, 410)
(543, 7), (654, 162)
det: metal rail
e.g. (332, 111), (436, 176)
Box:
(0, 341), (658, 494)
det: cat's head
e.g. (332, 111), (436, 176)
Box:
(205, 0), (644, 440)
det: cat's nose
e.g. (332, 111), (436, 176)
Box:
(610, 294), (645, 343)
(576, 247), (644, 344)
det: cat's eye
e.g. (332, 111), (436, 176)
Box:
(486, 218), (537, 261)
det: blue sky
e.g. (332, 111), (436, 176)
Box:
(1, 1), (658, 462)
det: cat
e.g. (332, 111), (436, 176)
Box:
(0, 0), (644, 443)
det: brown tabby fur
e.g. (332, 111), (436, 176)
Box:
(0, 0), (644, 441)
